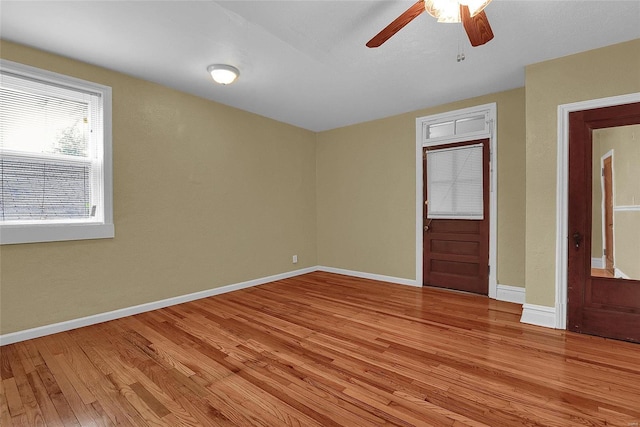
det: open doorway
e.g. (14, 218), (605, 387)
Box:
(592, 151), (615, 278)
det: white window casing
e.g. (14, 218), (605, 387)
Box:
(0, 59), (113, 244)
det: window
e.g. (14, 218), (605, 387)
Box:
(0, 60), (113, 244)
(422, 113), (488, 144)
(426, 143), (484, 219)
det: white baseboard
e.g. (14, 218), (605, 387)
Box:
(614, 268), (630, 279)
(520, 303), (557, 329)
(0, 266), (317, 346)
(496, 284), (525, 304)
(0, 265), (536, 346)
(317, 266), (420, 287)
(591, 257), (605, 269)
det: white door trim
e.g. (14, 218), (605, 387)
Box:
(415, 103), (497, 297)
(555, 92), (640, 330)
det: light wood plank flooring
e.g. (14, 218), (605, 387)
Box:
(1, 271), (639, 426)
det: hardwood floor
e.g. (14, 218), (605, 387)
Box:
(1, 272), (639, 426)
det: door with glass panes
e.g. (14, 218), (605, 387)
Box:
(423, 139), (490, 294)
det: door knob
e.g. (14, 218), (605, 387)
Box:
(573, 232), (582, 248)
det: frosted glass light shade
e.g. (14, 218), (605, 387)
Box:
(424, 0), (491, 23)
(207, 64), (240, 85)
(460, 0), (492, 17)
(425, 0), (461, 23)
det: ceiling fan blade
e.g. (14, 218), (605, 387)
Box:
(460, 5), (494, 47)
(366, 0), (426, 48)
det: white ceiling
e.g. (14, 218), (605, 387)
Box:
(1, 1), (639, 131)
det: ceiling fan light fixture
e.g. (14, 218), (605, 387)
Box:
(366, 0), (494, 49)
(207, 64), (240, 85)
(425, 0), (492, 23)
(459, 0), (492, 17)
(425, 0), (461, 23)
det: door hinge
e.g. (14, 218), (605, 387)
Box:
(603, 248), (607, 256)
(602, 167), (604, 176)
(488, 265), (490, 275)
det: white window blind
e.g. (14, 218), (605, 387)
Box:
(427, 143), (484, 219)
(0, 59), (112, 244)
(0, 72), (102, 223)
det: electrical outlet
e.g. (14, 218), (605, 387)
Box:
(292, 255), (298, 264)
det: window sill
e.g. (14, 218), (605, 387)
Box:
(0, 223), (115, 245)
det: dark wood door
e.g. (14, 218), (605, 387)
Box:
(567, 102), (640, 343)
(423, 139), (489, 295)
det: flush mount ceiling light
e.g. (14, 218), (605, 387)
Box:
(207, 64), (240, 85)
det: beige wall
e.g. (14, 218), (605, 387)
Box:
(525, 39), (640, 307)
(593, 125), (640, 278)
(601, 125), (640, 207)
(614, 212), (640, 279)
(4, 37), (639, 336)
(609, 125), (640, 279)
(592, 125), (640, 260)
(0, 41), (318, 334)
(316, 89), (527, 286)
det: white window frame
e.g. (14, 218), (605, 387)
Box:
(0, 59), (114, 245)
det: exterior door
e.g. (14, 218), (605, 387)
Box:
(423, 139), (489, 295)
(567, 102), (640, 343)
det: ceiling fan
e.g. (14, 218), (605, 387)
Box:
(366, 0), (494, 48)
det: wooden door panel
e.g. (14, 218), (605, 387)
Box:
(429, 220), (480, 233)
(429, 233), (481, 242)
(431, 259), (479, 276)
(429, 272), (484, 293)
(423, 139), (489, 295)
(567, 101), (640, 343)
(431, 239), (479, 255)
(588, 279), (640, 311)
(580, 310), (640, 343)
(430, 253), (480, 264)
